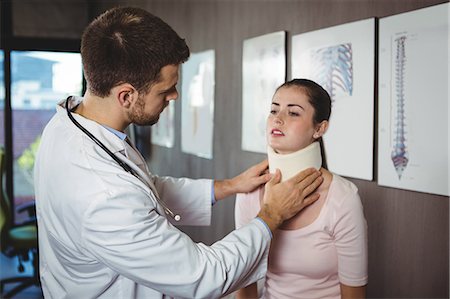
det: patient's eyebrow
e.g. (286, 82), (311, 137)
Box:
(271, 102), (305, 110)
(287, 104), (304, 110)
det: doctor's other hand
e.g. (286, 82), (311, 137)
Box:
(258, 168), (323, 233)
(214, 160), (271, 201)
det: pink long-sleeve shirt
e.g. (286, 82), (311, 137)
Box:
(235, 174), (368, 299)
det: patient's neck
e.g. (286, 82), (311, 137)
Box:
(267, 142), (322, 182)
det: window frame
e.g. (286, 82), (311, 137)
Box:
(1, 0), (85, 223)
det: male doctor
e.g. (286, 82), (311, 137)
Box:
(34, 7), (323, 299)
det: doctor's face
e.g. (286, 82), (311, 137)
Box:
(129, 64), (179, 126)
(266, 86), (318, 155)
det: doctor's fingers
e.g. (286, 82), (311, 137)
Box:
(299, 192), (321, 209)
(288, 167), (320, 184)
(251, 159), (269, 174)
(245, 160), (270, 184)
(282, 168), (322, 194)
(239, 159), (269, 180)
(296, 172), (323, 198)
(252, 172), (272, 186)
(286, 174), (322, 212)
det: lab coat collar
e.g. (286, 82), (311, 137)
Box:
(57, 97), (126, 155)
(57, 97), (160, 200)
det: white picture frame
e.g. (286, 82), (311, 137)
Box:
(292, 18), (375, 181)
(242, 31), (286, 154)
(378, 3), (449, 196)
(181, 50), (215, 159)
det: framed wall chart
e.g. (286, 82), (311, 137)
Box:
(292, 18), (375, 180)
(181, 49), (215, 159)
(242, 31), (286, 154)
(378, 3), (449, 196)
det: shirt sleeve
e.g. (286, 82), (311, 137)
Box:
(332, 189), (368, 287)
(152, 175), (213, 226)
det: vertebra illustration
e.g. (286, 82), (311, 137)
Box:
(391, 35), (409, 179)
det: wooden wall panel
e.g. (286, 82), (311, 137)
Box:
(13, 0), (89, 39)
(90, 0), (449, 297)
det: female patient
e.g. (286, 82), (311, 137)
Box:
(235, 79), (367, 299)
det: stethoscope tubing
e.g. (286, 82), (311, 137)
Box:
(65, 96), (180, 222)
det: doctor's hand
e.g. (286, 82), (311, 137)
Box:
(257, 168), (323, 233)
(214, 160), (271, 201)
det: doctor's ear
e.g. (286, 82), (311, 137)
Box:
(117, 86), (138, 108)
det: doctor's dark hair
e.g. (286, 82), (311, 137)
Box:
(81, 7), (190, 97)
(276, 78), (332, 168)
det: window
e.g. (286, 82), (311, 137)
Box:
(11, 51), (82, 223)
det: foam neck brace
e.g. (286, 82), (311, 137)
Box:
(267, 141), (322, 182)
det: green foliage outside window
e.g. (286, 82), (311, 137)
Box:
(17, 135), (41, 184)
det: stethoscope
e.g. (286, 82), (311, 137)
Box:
(65, 96), (181, 221)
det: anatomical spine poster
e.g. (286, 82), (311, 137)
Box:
(378, 3), (449, 196)
(181, 50), (215, 159)
(291, 18), (375, 180)
(242, 31), (286, 154)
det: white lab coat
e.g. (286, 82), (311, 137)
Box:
(34, 97), (271, 299)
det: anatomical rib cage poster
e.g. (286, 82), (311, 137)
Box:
(151, 101), (175, 148)
(378, 3), (449, 196)
(291, 19), (375, 180)
(181, 50), (215, 159)
(242, 31), (286, 154)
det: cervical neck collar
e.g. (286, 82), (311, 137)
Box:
(267, 141), (322, 182)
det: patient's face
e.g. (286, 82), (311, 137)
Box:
(266, 86), (316, 154)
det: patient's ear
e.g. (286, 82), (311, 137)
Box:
(313, 120), (329, 139)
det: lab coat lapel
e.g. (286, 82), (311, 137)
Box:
(123, 138), (148, 174)
(58, 97), (163, 206)
(122, 139), (161, 200)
